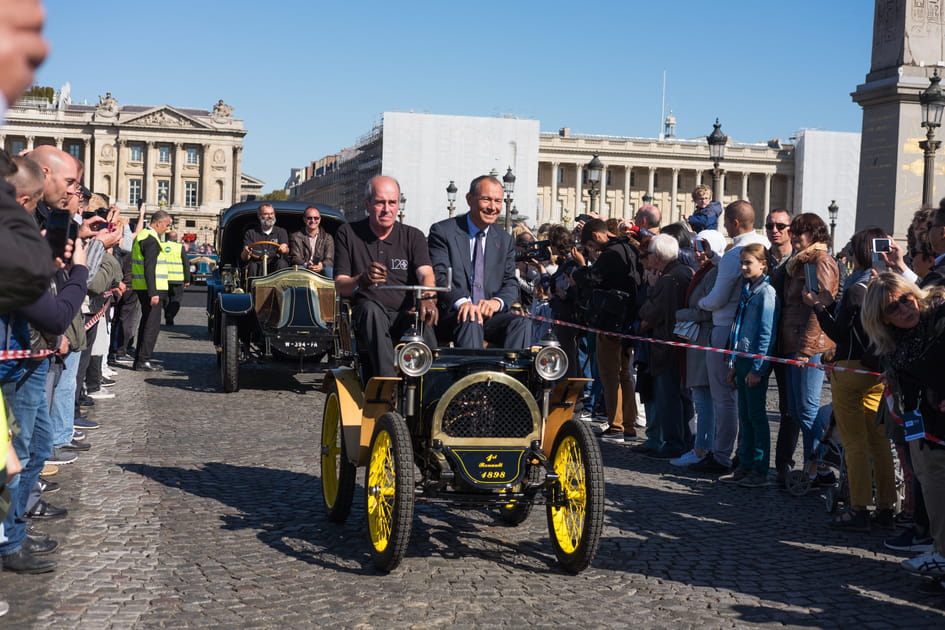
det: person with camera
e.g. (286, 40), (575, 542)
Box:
(577, 218), (644, 443)
(428, 175), (528, 350)
(290, 206), (334, 277)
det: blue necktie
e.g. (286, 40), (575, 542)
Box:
(472, 231), (485, 304)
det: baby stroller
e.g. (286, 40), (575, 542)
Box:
(785, 404), (847, 506)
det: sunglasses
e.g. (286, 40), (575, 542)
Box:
(884, 293), (914, 316)
(765, 222), (790, 231)
(304, 216), (320, 221)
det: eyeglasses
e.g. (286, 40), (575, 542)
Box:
(304, 216), (320, 222)
(884, 293), (914, 316)
(765, 222), (790, 231)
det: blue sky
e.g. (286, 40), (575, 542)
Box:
(35, 0), (874, 192)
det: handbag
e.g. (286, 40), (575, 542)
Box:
(673, 320), (699, 343)
(585, 289), (636, 333)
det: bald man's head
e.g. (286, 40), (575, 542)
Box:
(29, 145), (80, 209)
(5, 155), (45, 212)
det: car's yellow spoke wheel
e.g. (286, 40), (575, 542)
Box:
(320, 390), (355, 522)
(365, 413), (414, 572)
(547, 420), (604, 573)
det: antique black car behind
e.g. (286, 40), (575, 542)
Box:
(206, 200), (345, 392)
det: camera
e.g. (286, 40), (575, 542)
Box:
(90, 221), (115, 232)
(515, 239), (552, 263)
(871, 238), (891, 253)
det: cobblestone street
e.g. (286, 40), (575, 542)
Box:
(2, 297), (943, 629)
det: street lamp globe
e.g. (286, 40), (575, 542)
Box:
(502, 166), (516, 195)
(642, 192), (653, 205)
(828, 200), (839, 225)
(706, 118), (728, 163)
(586, 154), (603, 185)
(446, 180), (458, 218)
(921, 70), (945, 129)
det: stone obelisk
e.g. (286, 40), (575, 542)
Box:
(852, 0), (945, 235)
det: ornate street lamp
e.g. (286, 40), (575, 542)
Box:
(446, 180), (458, 218)
(706, 118), (728, 202)
(586, 154), (603, 215)
(502, 166), (516, 232)
(919, 70), (945, 206)
(828, 200), (839, 251)
(398, 192), (406, 223)
(642, 192), (653, 205)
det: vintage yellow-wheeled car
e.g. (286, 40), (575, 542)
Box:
(320, 285), (604, 573)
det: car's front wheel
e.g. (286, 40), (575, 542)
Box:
(546, 420), (604, 573)
(365, 412), (414, 572)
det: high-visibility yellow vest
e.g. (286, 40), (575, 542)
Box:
(131, 228), (169, 292)
(163, 240), (185, 283)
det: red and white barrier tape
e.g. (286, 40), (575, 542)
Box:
(520, 312), (882, 377)
(0, 290), (117, 360)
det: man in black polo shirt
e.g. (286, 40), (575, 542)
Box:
(334, 175), (438, 377)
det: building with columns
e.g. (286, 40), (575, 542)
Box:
(1, 87), (250, 245)
(537, 126), (795, 229)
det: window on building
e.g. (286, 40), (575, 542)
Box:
(11, 140), (24, 154)
(629, 169), (635, 187)
(158, 146), (171, 163)
(185, 220), (196, 228)
(130, 145), (143, 162)
(557, 166), (564, 184)
(216, 180), (224, 201)
(653, 172), (660, 189)
(185, 181), (198, 206)
(129, 179), (142, 205)
(67, 143), (82, 160)
(186, 147), (198, 165)
(157, 180), (170, 205)
(581, 168), (587, 185)
(606, 171), (612, 187)
(677, 173), (683, 189)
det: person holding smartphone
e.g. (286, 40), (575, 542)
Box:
(780, 213), (839, 484)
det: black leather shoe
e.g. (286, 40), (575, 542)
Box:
(60, 439), (90, 452)
(1, 548), (57, 573)
(26, 525), (50, 540)
(26, 499), (68, 520)
(133, 361), (163, 372)
(78, 395), (95, 407)
(25, 534), (59, 555)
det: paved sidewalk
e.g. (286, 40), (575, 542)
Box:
(1, 303), (943, 628)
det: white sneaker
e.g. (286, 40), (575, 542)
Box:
(102, 365), (117, 377)
(87, 389), (115, 400)
(669, 449), (702, 467)
(901, 551), (945, 576)
(575, 409), (594, 421)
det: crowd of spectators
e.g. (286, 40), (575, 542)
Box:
(512, 189), (945, 593)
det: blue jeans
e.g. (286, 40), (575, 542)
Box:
(691, 386), (715, 452)
(0, 359), (52, 555)
(51, 350), (80, 447)
(785, 353), (826, 462)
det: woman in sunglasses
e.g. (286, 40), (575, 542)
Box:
(861, 272), (945, 578)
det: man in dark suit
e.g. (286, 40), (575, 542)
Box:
(428, 175), (529, 349)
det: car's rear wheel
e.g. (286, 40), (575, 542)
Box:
(365, 412), (414, 572)
(220, 314), (240, 392)
(320, 389), (355, 522)
(546, 420), (604, 573)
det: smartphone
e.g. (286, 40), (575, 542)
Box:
(803, 263), (820, 294)
(872, 238), (891, 253)
(45, 208), (72, 260)
(694, 239), (705, 253)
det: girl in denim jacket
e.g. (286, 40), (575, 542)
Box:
(723, 243), (779, 487)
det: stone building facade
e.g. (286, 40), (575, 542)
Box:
(1, 88), (249, 244)
(537, 127), (795, 229)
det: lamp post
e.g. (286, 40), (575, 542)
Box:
(828, 200), (839, 251)
(398, 193), (406, 223)
(502, 166), (516, 232)
(446, 180), (457, 218)
(586, 154), (603, 215)
(919, 70), (945, 207)
(706, 118), (728, 202)
(642, 192), (653, 206)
